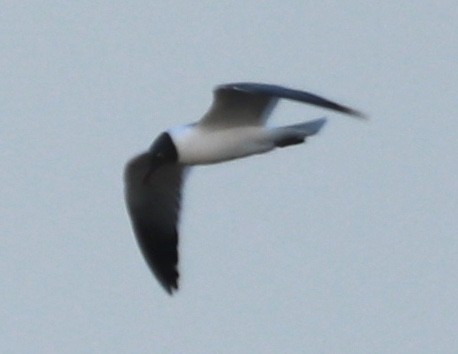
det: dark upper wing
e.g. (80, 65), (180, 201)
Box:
(124, 153), (188, 294)
(200, 82), (365, 128)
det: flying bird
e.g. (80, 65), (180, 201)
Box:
(124, 82), (365, 294)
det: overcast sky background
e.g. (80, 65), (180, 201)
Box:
(2, 2), (458, 353)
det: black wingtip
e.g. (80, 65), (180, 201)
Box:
(345, 108), (369, 120)
(154, 266), (179, 295)
(162, 282), (178, 296)
(131, 221), (180, 296)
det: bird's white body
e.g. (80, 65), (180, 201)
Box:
(169, 124), (275, 165)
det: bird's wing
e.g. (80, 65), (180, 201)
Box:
(199, 83), (277, 128)
(200, 82), (365, 128)
(124, 153), (188, 294)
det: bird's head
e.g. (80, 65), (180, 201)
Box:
(143, 132), (178, 183)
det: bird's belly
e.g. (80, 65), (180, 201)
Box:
(172, 126), (275, 165)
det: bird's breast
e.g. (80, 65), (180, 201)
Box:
(169, 125), (275, 165)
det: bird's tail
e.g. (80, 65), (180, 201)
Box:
(272, 118), (327, 147)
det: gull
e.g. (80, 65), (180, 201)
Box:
(124, 82), (364, 294)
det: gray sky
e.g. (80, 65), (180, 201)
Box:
(2, 2), (457, 353)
